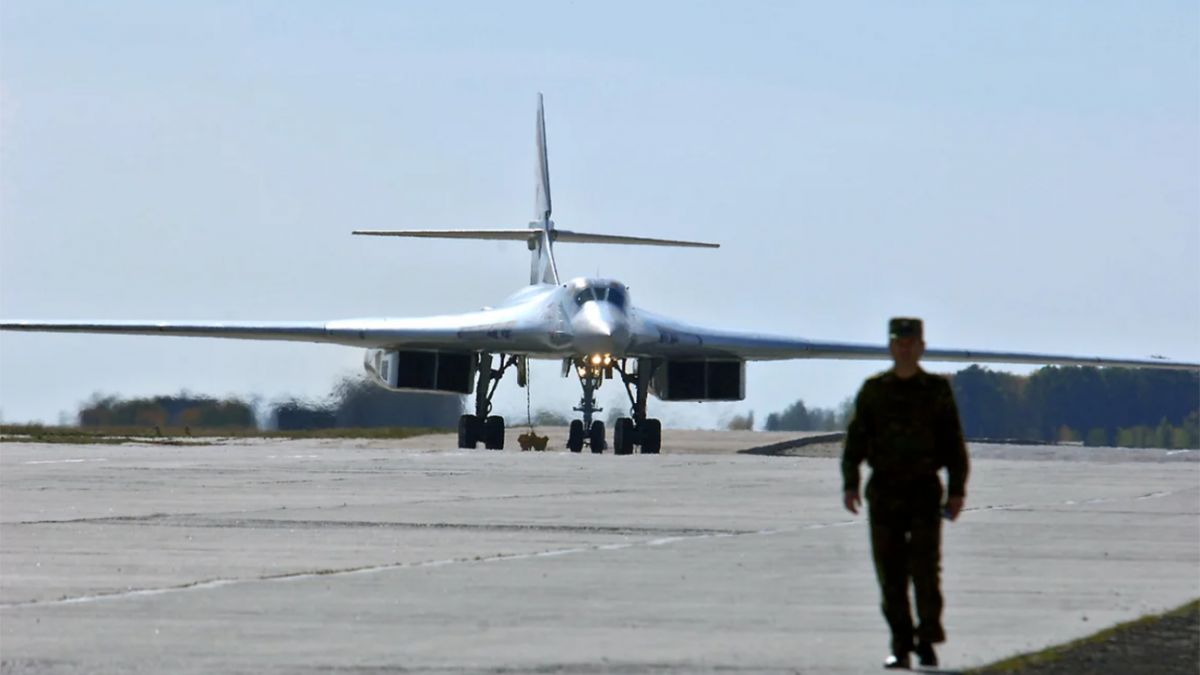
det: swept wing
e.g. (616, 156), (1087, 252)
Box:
(0, 308), (562, 355)
(3, 316), (1193, 371)
(627, 311), (1198, 371)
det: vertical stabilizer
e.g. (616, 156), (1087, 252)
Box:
(530, 93), (559, 285)
(535, 93), (552, 223)
(530, 228), (558, 286)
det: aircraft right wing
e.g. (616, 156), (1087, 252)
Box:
(627, 312), (1200, 371)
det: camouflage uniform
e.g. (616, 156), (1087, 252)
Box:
(842, 359), (969, 656)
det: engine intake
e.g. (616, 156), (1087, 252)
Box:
(365, 349), (475, 394)
(650, 359), (745, 401)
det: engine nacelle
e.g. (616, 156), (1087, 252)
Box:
(649, 358), (745, 401)
(364, 349), (475, 394)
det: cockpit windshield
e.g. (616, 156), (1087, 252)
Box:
(606, 286), (626, 309)
(571, 281), (628, 310)
(573, 288), (596, 306)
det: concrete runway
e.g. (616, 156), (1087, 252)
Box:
(1, 430), (1197, 674)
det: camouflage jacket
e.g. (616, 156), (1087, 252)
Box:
(841, 368), (969, 497)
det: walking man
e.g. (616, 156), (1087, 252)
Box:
(841, 317), (970, 669)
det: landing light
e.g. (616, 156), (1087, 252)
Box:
(591, 354), (602, 365)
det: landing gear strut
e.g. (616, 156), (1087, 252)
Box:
(458, 353), (518, 450)
(567, 356), (608, 453)
(612, 359), (662, 455)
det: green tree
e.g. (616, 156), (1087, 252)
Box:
(727, 411), (754, 431)
(1056, 425), (1081, 443)
(1170, 426), (1193, 450)
(765, 398), (851, 431)
(1085, 427), (1110, 447)
(950, 366), (1028, 439)
(1153, 418), (1172, 449)
(765, 400), (810, 431)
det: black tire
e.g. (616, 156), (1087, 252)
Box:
(640, 418), (662, 454)
(484, 415), (505, 450)
(589, 420), (606, 453)
(567, 420), (584, 453)
(458, 414), (479, 449)
(613, 417), (635, 455)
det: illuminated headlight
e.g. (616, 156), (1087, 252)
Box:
(576, 366), (587, 377)
(602, 355), (612, 365)
(591, 354), (602, 365)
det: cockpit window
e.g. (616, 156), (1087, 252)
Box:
(574, 288), (596, 306)
(573, 283), (627, 309)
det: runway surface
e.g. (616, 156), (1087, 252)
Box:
(1, 430), (1197, 674)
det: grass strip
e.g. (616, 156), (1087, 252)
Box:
(967, 598), (1200, 674)
(0, 424), (442, 444)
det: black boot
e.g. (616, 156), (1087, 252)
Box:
(883, 652), (911, 669)
(914, 641), (937, 667)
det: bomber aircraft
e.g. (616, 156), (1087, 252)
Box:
(3, 95), (1197, 454)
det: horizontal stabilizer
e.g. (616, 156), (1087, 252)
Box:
(353, 229), (537, 241)
(553, 230), (718, 248)
(352, 229), (718, 248)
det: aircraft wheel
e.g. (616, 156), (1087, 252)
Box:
(613, 417), (635, 456)
(458, 414), (480, 449)
(640, 418), (662, 454)
(589, 420), (606, 453)
(567, 420), (584, 453)
(484, 415), (505, 450)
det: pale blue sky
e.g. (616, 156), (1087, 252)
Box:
(2, 2), (1197, 426)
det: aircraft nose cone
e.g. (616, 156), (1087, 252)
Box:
(573, 303), (631, 356)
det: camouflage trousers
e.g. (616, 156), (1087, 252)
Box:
(867, 477), (946, 653)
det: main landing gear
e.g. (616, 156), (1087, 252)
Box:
(458, 353), (518, 450)
(612, 359), (662, 455)
(565, 356), (662, 455)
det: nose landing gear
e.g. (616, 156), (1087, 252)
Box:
(564, 356), (662, 455)
(567, 356), (609, 453)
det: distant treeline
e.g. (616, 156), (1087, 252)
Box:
(273, 376), (462, 430)
(80, 394), (256, 429)
(78, 375), (464, 431)
(75, 365), (1199, 448)
(951, 365), (1198, 448)
(763, 399), (852, 432)
(764, 365), (1199, 449)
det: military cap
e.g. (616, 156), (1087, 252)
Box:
(888, 317), (923, 340)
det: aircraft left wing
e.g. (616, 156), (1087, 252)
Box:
(628, 313), (1200, 371)
(0, 320), (337, 343)
(0, 314), (568, 354)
